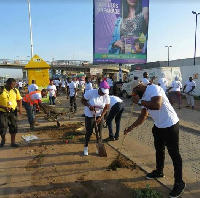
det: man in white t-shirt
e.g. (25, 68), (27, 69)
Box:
(105, 96), (124, 141)
(158, 73), (168, 93)
(124, 80), (185, 198)
(28, 80), (39, 115)
(18, 80), (23, 91)
(81, 80), (110, 156)
(67, 77), (78, 113)
(28, 80), (38, 93)
(22, 89), (48, 130)
(47, 79), (57, 105)
(54, 78), (60, 93)
(141, 72), (150, 85)
(84, 77), (93, 93)
(183, 77), (196, 109)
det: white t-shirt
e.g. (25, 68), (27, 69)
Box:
(85, 82), (93, 93)
(61, 81), (65, 88)
(54, 80), (60, 87)
(158, 78), (168, 92)
(68, 81), (77, 96)
(84, 89), (110, 117)
(47, 85), (57, 97)
(142, 84), (179, 128)
(18, 82), (23, 88)
(107, 78), (113, 87)
(28, 84), (38, 93)
(31, 92), (42, 101)
(23, 92), (41, 103)
(170, 80), (182, 92)
(184, 80), (196, 93)
(109, 96), (123, 109)
(141, 78), (150, 85)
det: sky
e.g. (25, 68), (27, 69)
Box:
(0, 0), (200, 77)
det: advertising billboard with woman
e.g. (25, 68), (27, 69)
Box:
(93, 0), (149, 64)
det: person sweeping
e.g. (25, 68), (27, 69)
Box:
(81, 80), (110, 156)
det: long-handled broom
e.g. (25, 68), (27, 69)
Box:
(109, 103), (135, 169)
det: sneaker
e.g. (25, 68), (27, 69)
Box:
(146, 170), (164, 179)
(169, 182), (186, 198)
(115, 137), (119, 140)
(83, 147), (88, 156)
(96, 149), (99, 154)
(11, 143), (20, 148)
(34, 122), (40, 126)
(30, 124), (35, 130)
(104, 137), (115, 141)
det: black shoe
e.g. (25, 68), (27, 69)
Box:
(146, 170), (164, 179)
(11, 143), (20, 148)
(169, 182), (186, 198)
(0, 138), (6, 147)
(115, 137), (119, 140)
(104, 137), (115, 141)
(81, 114), (85, 117)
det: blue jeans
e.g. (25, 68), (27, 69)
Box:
(23, 101), (34, 124)
(49, 96), (56, 105)
(106, 102), (124, 138)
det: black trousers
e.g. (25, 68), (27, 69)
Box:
(84, 116), (104, 147)
(152, 122), (183, 183)
(69, 96), (77, 112)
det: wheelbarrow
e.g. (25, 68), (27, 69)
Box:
(45, 106), (74, 127)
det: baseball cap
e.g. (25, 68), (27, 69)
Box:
(100, 80), (110, 94)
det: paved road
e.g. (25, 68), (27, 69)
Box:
(104, 97), (200, 198)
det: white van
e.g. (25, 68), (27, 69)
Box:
(121, 67), (182, 97)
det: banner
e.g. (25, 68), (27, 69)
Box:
(93, 0), (149, 64)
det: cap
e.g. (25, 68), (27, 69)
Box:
(100, 80), (110, 94)
(100, 80), (110, 89)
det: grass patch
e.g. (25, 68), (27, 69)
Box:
(134, 184), (163, 198)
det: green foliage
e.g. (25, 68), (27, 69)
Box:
(134, 184), (162, 198)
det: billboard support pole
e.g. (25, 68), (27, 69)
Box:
(119, 63), (122, 82)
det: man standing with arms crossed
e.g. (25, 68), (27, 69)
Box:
(0, 78), (22, 147)
(124, 80), (185, 198)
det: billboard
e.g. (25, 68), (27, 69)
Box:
(93, 0), (149, 64)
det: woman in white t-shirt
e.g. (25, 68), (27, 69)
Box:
(47, 79), (57, 105)
(168, 76), (182, 109)
(81, 80), (110, 156)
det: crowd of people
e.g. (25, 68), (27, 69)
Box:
(0, 72), (197, 198)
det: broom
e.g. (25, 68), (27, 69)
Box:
(109, 103), (135, 170)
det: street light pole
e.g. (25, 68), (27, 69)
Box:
(165, 46), (172, 66)
(192, 11), (200, 65)
(27, 0), (34, 59)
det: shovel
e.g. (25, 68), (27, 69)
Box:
(94, 113), (107, 157)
